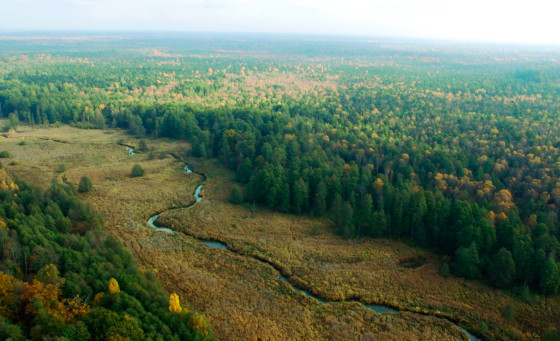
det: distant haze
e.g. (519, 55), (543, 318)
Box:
(1, 0), (559, 45)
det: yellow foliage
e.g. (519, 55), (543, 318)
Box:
(496, 212), (508, 221)
(373, 178), (384, 192)
(62, 295), (90, 320)
(189, 312), (209, 335)
(169, 293), (182, 313)
(37, 264), (64, 286)
(0, 271), (20, 318)
(108, 336), (130, 341)
(0, 169), (18, 192)
(488, 211), (496, 224)
(92, 292), (105, 307)
(108, 278), (120, 295)
(528, 214), (538, 229)
(493, 189), (515, 213)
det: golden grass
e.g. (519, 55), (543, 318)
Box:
(162, 158), (560, 341)
(4, 125), (554, 340)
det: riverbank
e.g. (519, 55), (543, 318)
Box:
(158, 158), (559, 341)
(2, 125), (558, 340)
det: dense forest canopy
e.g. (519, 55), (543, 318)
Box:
(0, 167), (214, 340)
(1, 33), (560, 295)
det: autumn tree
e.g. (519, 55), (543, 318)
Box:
(189, 312), (209, 336)
(0, 271), (20, 319)
(169, 293), (182, 313)
(108, 278), (120, 295)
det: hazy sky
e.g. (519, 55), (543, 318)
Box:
(1, 0), (559, 45)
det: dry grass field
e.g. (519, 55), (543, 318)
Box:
(1, 124), (557, 340)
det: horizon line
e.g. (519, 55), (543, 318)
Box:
(1, 30), (560, 49)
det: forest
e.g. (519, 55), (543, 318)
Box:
(0, 167), (214, 339)
(1, 34), (560, 302)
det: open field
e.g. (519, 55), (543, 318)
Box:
(1, 125), (557, 340)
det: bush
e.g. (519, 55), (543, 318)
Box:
(78, 176), (93, 193)
(130, 164), (145, 178)
(58, 163), (68, 173)
(0, 151), (12, 158)
(138, 140), (148, 153)
(440, 262), (450, 278)
(229, 185), (243, 204)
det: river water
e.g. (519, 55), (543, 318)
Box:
(147, 162), (480, 341)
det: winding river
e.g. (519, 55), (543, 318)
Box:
(147, 163), (480, 341)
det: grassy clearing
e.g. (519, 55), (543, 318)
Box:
(161, 158), (560, 341)
(4, 125), (553, 340)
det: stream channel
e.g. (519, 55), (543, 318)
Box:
(146, 162), (480, 341)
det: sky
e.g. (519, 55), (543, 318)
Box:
(1, 0), (559, 45)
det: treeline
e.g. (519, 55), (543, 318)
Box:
(121, 102), (559, 295)
(0, 169), (214, 340)
(1, 42), (560, 295)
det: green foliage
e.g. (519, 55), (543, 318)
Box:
(440, 263), (450, 278)
(539, 256), (559, 295)
(542, 328), (560, 341)
(57, 163), (68, 173)
(453, 242), (481, 279)
(501, 303), (515, 322)
(7, 113), (19, 130)
(137, 140), (148, 153)
(130, 164), (145, 178)
(229, 185), (244, 205)
(78, 176), (93, 193)
(0, 176), (215, 340)
(1, 37), (560, 293)
(488, 248), (516, 288)
(0, 317), (24, 341)
(0, 151), (12, 158)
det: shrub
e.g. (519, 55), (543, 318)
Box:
(440, 262), (450, 278)
(78, 176), (93, 193)
(58, 163), (68, 173)
(229, 185), (243, 204)
(138, 140), (148, 153)
(130, 164), (145, 178)
(0, 151), (12, 158)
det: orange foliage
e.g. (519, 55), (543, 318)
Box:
(0, 271), (20, 318)
(21, 279), (63, 317)
(62, 295), (90, 320)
